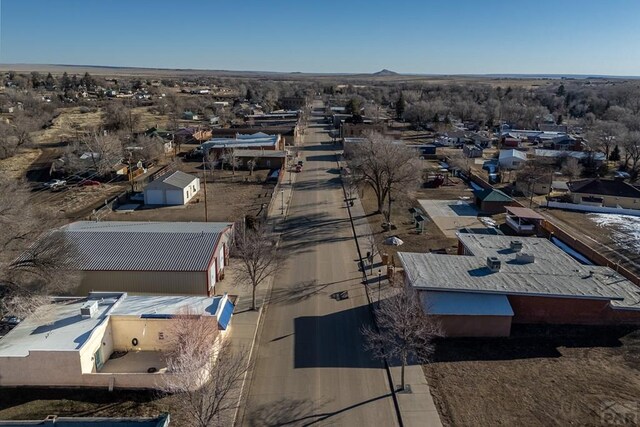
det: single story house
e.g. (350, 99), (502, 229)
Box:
(463, 144), (483, 158)
(0, 292), (234, 389)
(398, 234), (640, 337)
(567, 178), (640, 209)
(144, 170), (200, 206)
(233, 149), (287, 170)
(200, 133), (283, 158)
(534, 149), (606, 167)
(474, 188), (516, 214)
(498, 149), (528, 169)
(59, 221), (233, 296)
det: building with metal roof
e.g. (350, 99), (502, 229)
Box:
(143, 170), (200, 206)
(398, 234), (640, 337)
(200, 132), (282, 154)
(0, 292), (234, 389)
(60, 221), (233, 296)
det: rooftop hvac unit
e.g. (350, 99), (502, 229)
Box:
(510, 240), (523, 252)
(80, 301), (98, 318)
(486, 256), (502, 272)
(516, 253), (535, 264)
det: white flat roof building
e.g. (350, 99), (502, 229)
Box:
(0, 292), (235, 388)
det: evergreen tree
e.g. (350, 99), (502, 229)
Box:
(556, 114), (563, 125)
(60, 72), (71, 90)
(45, 73), (55, 89)
(346, 97), (362, 115)
(610, 145), (621, 162)
(395, 92), (405, 119)
(556, 84), (566, 97)
(433, 113), (440, 123)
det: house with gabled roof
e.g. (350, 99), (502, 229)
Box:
(567, 178), (640, 209)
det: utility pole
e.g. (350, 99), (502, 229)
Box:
(202, 154), (208, 222)
(281, 189), (285, 215)
(378, 269), (382, 308)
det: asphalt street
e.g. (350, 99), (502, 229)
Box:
(240, 100), (398, 426)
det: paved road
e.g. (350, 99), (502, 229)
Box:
(240, 100), (398, 426)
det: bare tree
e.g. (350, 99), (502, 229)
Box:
(586, 120), (626, 161)
(362, 283), (441, 391)
(0, 178), (79, 317)
(64, 132), (123, 177)
(247, 158), (257, 176)
(349, 132), (421, 224)
(161, 313), (249, 427)
(561, 157), (584, 180)
(623, 130), (640, 180)
(223, 148), (240, 176)
(231, 225), (281, 311)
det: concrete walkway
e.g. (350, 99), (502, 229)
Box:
(339, 156), (444, 427)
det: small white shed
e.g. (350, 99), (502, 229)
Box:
(498, 149), (528, 170)
(144, 171), (200, 206)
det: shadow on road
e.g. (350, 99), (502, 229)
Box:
(293, 304), (382, 369)
(247, 393), (393, 426)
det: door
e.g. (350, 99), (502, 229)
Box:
(94, 349), (104, 371)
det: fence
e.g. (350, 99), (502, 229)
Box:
(547, 200), (640, 217)
(90, 189), (131, 221)
(539, 220), (640, 286)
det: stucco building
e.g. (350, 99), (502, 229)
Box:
(0, 292), (234, 389)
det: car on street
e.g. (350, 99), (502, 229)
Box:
(79, 179), (101, 186)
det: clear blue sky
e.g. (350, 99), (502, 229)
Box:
(1, 0), (639, 75)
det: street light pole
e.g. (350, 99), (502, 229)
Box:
(377, 269), (382, 308)
(281, 189), (285, 215)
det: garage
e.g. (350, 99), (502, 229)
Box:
(143, 170), (200, 206)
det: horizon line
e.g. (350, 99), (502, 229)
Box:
(0, 62), (639, 79)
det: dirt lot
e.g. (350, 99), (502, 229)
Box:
(425, 324), (640, 427)
(0, 388), (191, 424)
(105, 164), (274, 223)
(360, 171), (476, 266)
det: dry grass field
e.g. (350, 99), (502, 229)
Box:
(425, 325), (640, 427)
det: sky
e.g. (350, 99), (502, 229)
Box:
(0, 0), (639, 76)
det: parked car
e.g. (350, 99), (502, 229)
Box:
(43, 179), (67, 189)
(297, 160), (304, 167)
(1, 316), (21, 325)
(79, 179), (101, 186)
(295, 164), (302, 173)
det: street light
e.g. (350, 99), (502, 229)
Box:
(377, 269), (382, 308)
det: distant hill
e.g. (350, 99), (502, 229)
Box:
(373, 69), (398, 76)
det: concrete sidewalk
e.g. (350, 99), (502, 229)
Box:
(339, 156), (443, 427)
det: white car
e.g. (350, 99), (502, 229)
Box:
(43, 179), (67, 189)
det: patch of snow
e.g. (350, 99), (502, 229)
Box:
(589, 213), (640, 254)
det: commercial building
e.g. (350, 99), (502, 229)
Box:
(0, 292), (234, 388)
(143, 170), (200, 206)
(399, 234), (640, 337)
(60, 221), (233, 296)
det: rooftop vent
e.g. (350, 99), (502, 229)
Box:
(80, 301), (98, 318)
(510, 240), (523, 252)
(486, 256), (501, 272)
(515, 253), (535, 264)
